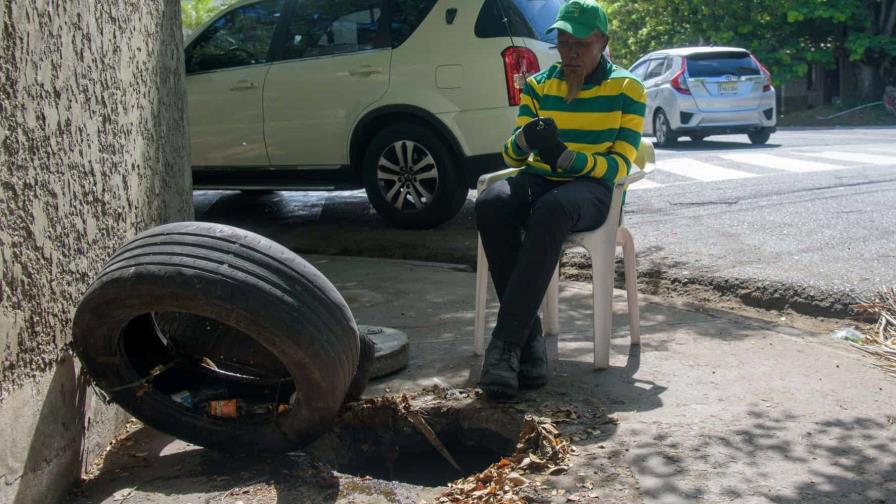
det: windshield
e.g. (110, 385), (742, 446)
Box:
(476, 0), (563, 44)
(513, 0), (563, 44)
(686, 52), (760, 77)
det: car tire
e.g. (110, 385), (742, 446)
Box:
(363, 123), (467, 229)
(689, 134), (707, 142)
(653, 109), (677, 147)
(748, 129), (771, 145)
(72, 222), (360, 453)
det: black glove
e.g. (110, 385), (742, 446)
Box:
(515, 117), (559, 152)
(538, 141), (572, 172)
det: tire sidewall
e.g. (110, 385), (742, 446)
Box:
(72, 222), (359, 452)
(749, 130), (771, 144)
(653, 110), (675, 147)
(362, 123), (464, 229)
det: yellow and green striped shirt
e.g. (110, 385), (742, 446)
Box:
(502, 60), (647, 187)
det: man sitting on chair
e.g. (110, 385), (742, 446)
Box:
(476, 0), (647, 399)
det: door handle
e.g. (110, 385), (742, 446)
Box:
(348, 66), (383, 77)
(230, 80), (258, 91)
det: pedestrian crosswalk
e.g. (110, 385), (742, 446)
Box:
(804, 151), (894, 165)
(655, 158), (757, 182)
(629, 146), (895, 191)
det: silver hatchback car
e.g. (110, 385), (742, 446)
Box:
(630, 47), (777, 147)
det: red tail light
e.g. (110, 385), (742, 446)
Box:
(502, 46), (540, 106)
(670, 63), (691, 95)
(751, 55), (772, 92)
(670, 58), (691, 95)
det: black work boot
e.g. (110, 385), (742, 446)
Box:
(519, 317), (548, 388)
(478, 338), (521, 399)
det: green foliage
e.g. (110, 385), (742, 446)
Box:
(181, 0), (238, 34)
(602, 0), (894, 87)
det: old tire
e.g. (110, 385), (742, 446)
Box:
(344, 331), (375, 403)
(363, 122), (468, 229)
(72, 222), (359, 452)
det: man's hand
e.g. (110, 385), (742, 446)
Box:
(538, 141), (574, 173)
(515, 117), (559, 152)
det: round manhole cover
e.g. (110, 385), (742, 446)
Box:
(358, 325), (409, 378)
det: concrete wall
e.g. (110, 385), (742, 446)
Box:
(0, 1), (192, 502)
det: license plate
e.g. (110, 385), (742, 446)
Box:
(719, 82), (738, 94)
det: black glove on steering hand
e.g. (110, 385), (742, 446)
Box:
(538, 141), (575, 173)
(515, 117), (558, 152)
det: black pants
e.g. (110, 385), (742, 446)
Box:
(475, 173), (612, 346)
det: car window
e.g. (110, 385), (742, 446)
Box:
(187, 0), (285, 74)
(476, 0), (564, 44)
(686, 51), (759, 77)
(629, 60), (649, 80)
(662, 56), (673, 74)
(282, 0), (386, 60)
(644, 59), (667, 80)
(389, 0), (437, 48)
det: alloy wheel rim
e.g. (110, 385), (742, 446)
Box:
(656, 114), (667, 144)
(377, 140), (439, 211)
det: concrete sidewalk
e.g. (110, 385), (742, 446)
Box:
(70, 255), (896, 504)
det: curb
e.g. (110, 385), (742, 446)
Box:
(775, 125), (896, 131)
(631, 267), (859, 320)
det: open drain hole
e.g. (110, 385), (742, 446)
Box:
(306, 401), (523, 487)
(342, 428), (513, 487)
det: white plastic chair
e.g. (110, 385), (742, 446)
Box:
(474, 139), (656, 370)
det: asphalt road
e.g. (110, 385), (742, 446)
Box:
(194, 127), (896, 318)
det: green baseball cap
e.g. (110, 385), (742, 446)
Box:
(546, 0), (609, 39)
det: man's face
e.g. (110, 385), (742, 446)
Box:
(556, 30), (607, 78)
(557, 30), (607, 102)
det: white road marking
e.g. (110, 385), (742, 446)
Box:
(802, 151), (894, 165)
(720, 153), (842, 173)
(658, 157), (758, 181)
(628, 179), (662, 190)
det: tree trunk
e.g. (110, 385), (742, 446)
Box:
(857, 62), (884, 101)
(838, 54), (858, 103)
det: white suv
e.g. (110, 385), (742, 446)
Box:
(629, 47), (777, 147)
(184, 0), (561, 228)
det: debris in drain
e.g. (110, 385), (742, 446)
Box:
(407, 410), (464, 474)
(436, 415), (574, 503)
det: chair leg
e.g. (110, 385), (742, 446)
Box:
(592, 254), (614, 370)
(474, 237), (488, 356)
(542, 264), (561, 361)
(619, 227), (641, 345)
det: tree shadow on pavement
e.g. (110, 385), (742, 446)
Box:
(625, 407), (896, 503)
(68, 425), (341, 504)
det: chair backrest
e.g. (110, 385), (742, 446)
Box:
(634, 138), (655, 171)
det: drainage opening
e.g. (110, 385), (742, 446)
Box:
(343, 427), (513, 487)
(307, 400), (523, 487)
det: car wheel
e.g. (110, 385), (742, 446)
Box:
(72, 222), (360, 453)
(363, 123), (467, 229)
(748, 129), (771, 145)
(689, 134), (707, 142)
(653, 110), (677, 147)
